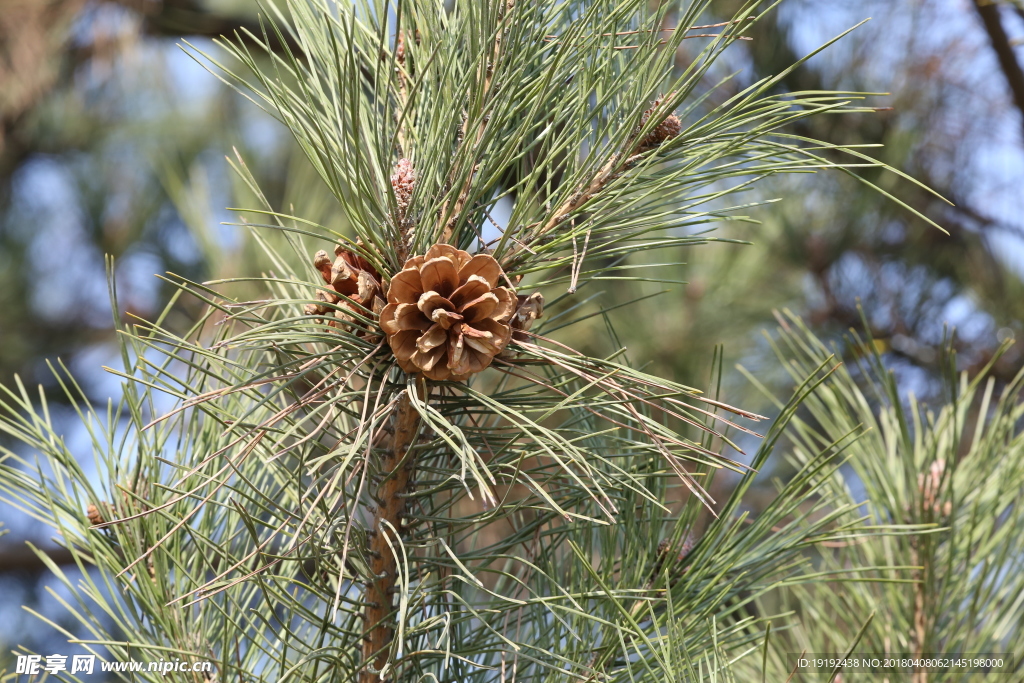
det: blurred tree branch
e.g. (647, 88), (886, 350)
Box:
(0, 2), (306, 578)
(702, 0), (1024, 382)
(107, 0), (301, 53)
(1, 0), (298, 181)
(0, 0), (85, 174)
(973, 0), (1024, 135)
(0, 544), (74, 573)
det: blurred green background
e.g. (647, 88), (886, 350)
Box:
(2, 0), (1023, 670)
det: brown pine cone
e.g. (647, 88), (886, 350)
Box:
(380, 244), (516, 381)
(636, 96), (681, 151)
(305, 243), (386, 338)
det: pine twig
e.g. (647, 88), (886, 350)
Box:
(394, 30), (411, 158)
(362, 385), (423, 683)
(500, 94), (680, 268)
(439, 1), (515, 243)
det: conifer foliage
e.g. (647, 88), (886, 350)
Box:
(0, 1), (942, 681)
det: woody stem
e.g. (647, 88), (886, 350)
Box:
(361, 386), (422, 683)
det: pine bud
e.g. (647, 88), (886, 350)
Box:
(500, 292), (544, 358)
(395, 31), (406, 65)
(390, 158), (416, 217)
(87, 503), (107, 526)
(511, 292), (544, 340)
(649, 534), (697, 584)
(918, 458), (951, 517)
(657, 534), (696, 563)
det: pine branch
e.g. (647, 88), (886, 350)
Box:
(362, 386), (422, 683)
(0, 544), (75, 572)
(438, 1), (516, 244)
(0, 2), (954, 681)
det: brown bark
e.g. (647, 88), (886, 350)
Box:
(361, 387), (422, 683)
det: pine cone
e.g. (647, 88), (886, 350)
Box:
(305, 244), (386, 338)
(636, 96), (681, 150)
(380, 244), (516, 380)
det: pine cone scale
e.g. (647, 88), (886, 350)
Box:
(420, 257), (460, 296)
(411, 342), (446, 372)
(389, 330), (420, 360)
(314, 251), (333, 282)
(450, 275), (491, 308)
(417, 324), (448, 351)
(386, 268), (423, 305)
(430, 309), (463, 329)
(381, 303), (423, 334)
(416, 291), (453, 316)
(459, 254), (502, 286)
(461, 293), (499, 322)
